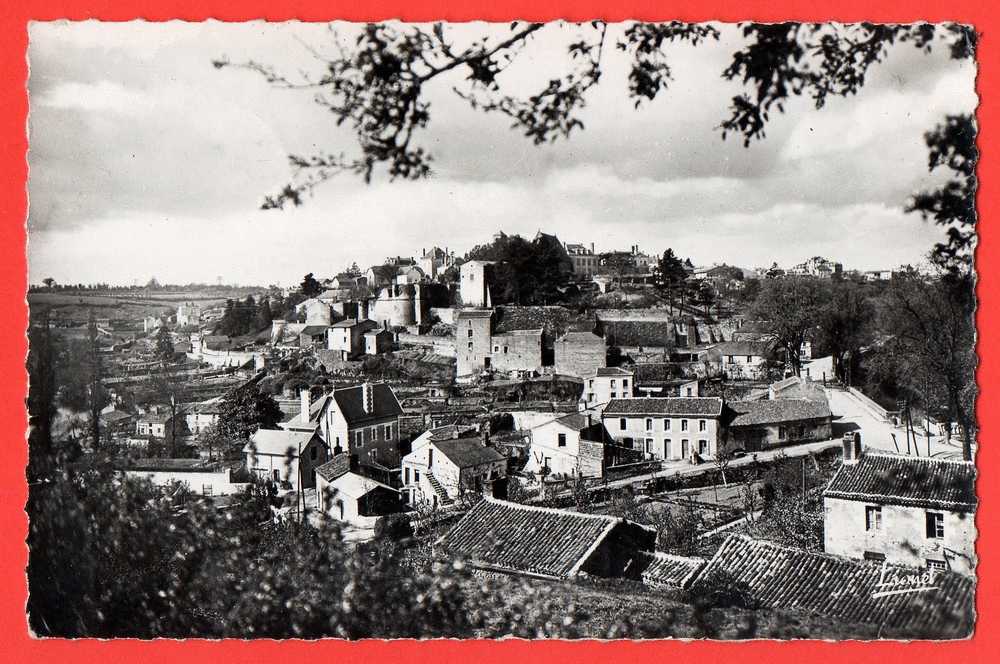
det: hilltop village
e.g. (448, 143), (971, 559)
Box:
(27, 231), (976, 638)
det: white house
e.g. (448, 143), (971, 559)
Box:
(120, 458), (244, 497)
(459, 260), (494, 308)
(601, 397), (725, 461)
(581, 366), (634, 408)
(315, 454), (400, 527)
(525, 412), (605, 479)
(317, 382), (404, 469)
(245, 428), (329, 489)
(710, 340), (774, 380)
(823, 435), (977, 576)
(402, 435), (507, 508)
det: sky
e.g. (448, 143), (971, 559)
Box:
(26, 21), (978, 286)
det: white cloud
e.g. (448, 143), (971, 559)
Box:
(37, 80), (154, 113)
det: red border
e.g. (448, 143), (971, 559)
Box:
(0, 1), (994, 662)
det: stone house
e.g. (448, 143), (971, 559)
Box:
(564, 241), (598, 277)
(120, 458), (243, 496)
(402, 435), (507, 507)
(363, 327), (394, 355)
(724, 398), (833, 451)
(524, 412), (605, 479)
(581, 366), (634, 408)
(823, 436), (977, 576)
(709, 340), (775, 380)
(327, 318), (378, 360)
(459, 260), (494, 308)
(553, 330), (606, 377)
(136, 407), (188, 439)
(317, 382), (404, 469)
(602, 397), (724, 461)
(315, 453), (401, 526)
(245, 428), (329, 489)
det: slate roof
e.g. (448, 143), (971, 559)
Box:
(324, 471), (396, 498)
(433, 437), (506, 468)
(100, 410), (134, 424)
(558, 330), (604, 345)
(636, 551), (705, 589)
(824, 453), (977, 512)
(769, 376), (829, 402)
(300, 325), (330, 337)
(726, 399), (832, 427)
(603, 397), (724, 417)
(330, 383), (403, 424)
(246, 429), (319, 457)
(631, 363), (684, 384)
(435, 498), (641, 578)
(331, 318), (361, 328)
(547, 412), (604, 441)
(693, 535), (975, 638)
(122, 458), (226, 473)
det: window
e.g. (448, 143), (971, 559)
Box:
(685, 387), (693, 397)
(611, 379), (617, 387)
(620, 418), (627, 431)
(645, 418), (653, 431)
(468, 329), (473, 338)
(611, 392), (617, 399)
(664, 439), (672, 458)
(494, 345), (499, 352)
(202, 484), (213, 496)
(778, 426), (787, 440)
(588, 379), (594, 388)
(404, 467), (410, 484)
(428, 448), (434, 467)
(865, 505), (882, 531)
(622, 379), (628, 389)
(926, 512), (945, 539)
(927, 559), (948, 572)
(681, 439), (690, 457)
(558, 433), (567, 447)
(415, 470), (420, 482)
(681, 419), (689, 432)
(746, 355), (752, 362)
(503, 346), (508, 354)
(355, 431), (363, 447)
(645, 439), (654, 455)
(664, 419), (671, 431)
(370, 426), (377, 440)
(863, 551), (886, 563)
(384, 424), (392, 439)
(310, 446), (317, 460)
(699, 419), (707, 432)
(697, 439), (708, 455)
(468, 342), (474, 350)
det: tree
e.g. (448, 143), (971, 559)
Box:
(26, 316), (57, 482)
(751, 276), (830, 377)
(85, 311), (106, 449)
(656, 249), (688, 313)
(195, 423), (236, 462)
(695, 281), (717, 318)
(256, 296), (274, 330)
(214, 22), (973, 209)
(872, 270), (975, 460)
(42, 277), (56, 289)
(218, 382), (283, 441)
(907, 114), (977, 273)
(155, 325), (175, 361)
(300, 272), (322, 297)
(815, 280), (874, 386)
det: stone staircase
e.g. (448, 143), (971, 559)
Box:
(426, 472), (454, 506)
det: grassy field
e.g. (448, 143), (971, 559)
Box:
(27, 291), (234, 324)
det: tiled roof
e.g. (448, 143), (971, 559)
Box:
(325, 471), (396, 498)
(595, 366), (633, 377)
(247, 429), (319, 456)
(330, 383), (403, 424)
(694, 535), (975, 638)
(122, 458), (225, 473)
(600, 320), (676, 347)
(711, 340), (774, 357)
(558, 330), (604, 345)
(100, 410), (134, 423)
(631, 363), (684, 384)
(636, 551), (705, 588)
(300, 325), (330, 336)
(726, 399), (832, 427)
(433, 437), (505, 468)
(824, 453), (977, 511)
(603, 397), (723, 417)
(435, 498), (632, 578)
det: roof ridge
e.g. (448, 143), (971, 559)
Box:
(863, 451), (975, 466)
(481, 496), (618, 525)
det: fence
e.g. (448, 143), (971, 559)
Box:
(847, 387), (895, 424)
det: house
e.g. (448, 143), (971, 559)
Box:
(175, 301), (201, 327)
(598, 319), (678, 353)
(459, 260), (495, 308)
(417, 246), (456, 281)
(402, 436), (507, 507)
(435, 498), (656, 580)
(823, 436), (977, 576)
(317, 382), (404, 469)
(455, 308), (496, 378)
(363, 327), (394, 355)
(99, 410), (135, 437)
(524, 412), (605, 479)
(315, 454), (401, 527)
(365, 264), (399, 290)
(327, 318), (378, 360)
(136, 407), (188, 439)
(120, 458), (244, 496)
(488, 328), (544, 375)
(184, 397), (222, 435)
(602, 397), (724, 461)
(299, 324), (330, 349)
(564, 241), (598, 277)
(245, 428), (329, 489)
(278, 389), (327, 434)
(693, 533), (974, 638)
(581, 366), (634, 407)
(631, 363), (699, 397)
(553, 330), (606, 378)
(766, 374), (828, 402)
(724, 398), (833, 451)
(709, 340), (774, 380)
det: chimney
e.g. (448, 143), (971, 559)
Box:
(842, 431), (863, 464)
(362, 382), (374, 414)
(300, 388), (310, 419)
(590, 242), (595, 254)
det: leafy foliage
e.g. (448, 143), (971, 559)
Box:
(464, 232), (573, 305)
(751, 276), (831, 376)
(218, 382), (284, 441)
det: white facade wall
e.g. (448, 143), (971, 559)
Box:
(124, 469), (240, 496)
(824, 498), (976, 576)
(603, 414), (720, 460)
